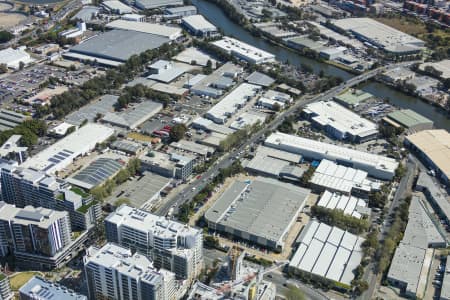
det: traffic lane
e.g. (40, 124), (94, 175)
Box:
(264, 271), (328, 300)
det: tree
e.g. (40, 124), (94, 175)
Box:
(19, 61), (25, 70)
(0, 31), (14, 43)
(272, 102), (281, 112)
(0, 64), (7, 74)
(114, 198), (131, 207)
(66, 126), (76, 135)
(284, 285), (306, 300)
(169, 124), (187, 142)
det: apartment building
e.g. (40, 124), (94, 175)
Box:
(105, 205), (203, 281)
(84, 243), (176, 300)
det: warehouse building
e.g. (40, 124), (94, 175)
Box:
(383, 109), (433, 133)
(245, 71), (275, 87)
(265, 132), (398, 180)
(67, 158), (124, 190)
(101, 0), (133, 14)
(140, 151), (195, 180)
(170, 140), (214, 157)
(263, 89), (293, 103)
(147, 60), (187, 83)
(441, 259), (450, 300)
(405, 129), (450, 186)
(205, 177), (310, 251)
(164, 6), (197, 18)
(303, 101), (378, 143)
(101, 101), (163, 129)
(332, 18), (425, 55)
(135, 0), (183, 9)
(317, 190), (369, 219)
(111, 140), (142, 155)
(65, 94), (117, 125)
(286, 36), (326, 52)
(106, 19), (182, 40)
(65, 30), (169, 66)
(182, 15), (218, 37)
(229, 111), (266, 131)
(310, 159), (381, 197)
(289, 220), (365, 287)
(21, 124), (114, 174)
(212, 37), (275, 65)
(0, 109), (30, 131)
(0, 47), (33, 70)
(205, 83), (261, 124)
(191, 117), (235, 135)
(416, 172), (450, 225)
(387, 196), (446, 298)
(333, 89), (373, 108)
(121, 13), (146, 22)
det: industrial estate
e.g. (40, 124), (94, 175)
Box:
(0, 0), (449, 299)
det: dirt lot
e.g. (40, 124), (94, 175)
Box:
(0, 12), (26, 28)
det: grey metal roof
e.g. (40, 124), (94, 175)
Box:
(245, 71), (275, 87)
(101, 101), (163, 129)
(70, 30), (169, 63)
(205, 177), (310, 245)
(111, 140), (142, 154)
(65, 94), (117, 126)
(71, 6), (100, 21)
(68, 158), (123, 189)
(19, 276), (87, 300)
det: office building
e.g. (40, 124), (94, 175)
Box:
(19, 276), (86, 300)
(0, 273), (12, 300)
(405, 129), (450, 186)
(0, 161), (101, 231)
(205, 177), (310, 251)
(140, 151), (195, 180)
(212, 37), (275, 64)
(383, 109), (433, 133)
(387, 196), (446, 298)
(21, 123), (113, 175)
(84, 243), (176, 300)
(310, 159), (381, 197)
(303, 101), (378, 143)
(182, 15), (218, 37)
(205, 83), (260, 124)
(332, 18), (425, 55)
(264, 132), (398, 180)
(0, 202), (87, 270)
(105, 205), (203, 281)
(289, 220), (365, 287)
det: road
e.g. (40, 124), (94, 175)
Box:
(359, 156), (417, 300)
(155, 60), (420, 217)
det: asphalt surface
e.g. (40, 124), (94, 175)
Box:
(155, 61), (419, 217)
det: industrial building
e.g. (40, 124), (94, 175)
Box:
(317, 190), (369, 219)
(205, 83), (261, 124)
(121, 13), (146, 22)
(0, 109), (30, 131)
(441, 258), (450, 300)
(258, 97), (285, 110)
(0, 47), (33, 70)
(205, 177), (310, 251)
(244, 146), (302, 179)
(106, 20), (182, 40)
(332, 18), (425, 54)
(101, 101), (162, 129)
(65, 94), (117, 125)
(419, 60), (450, 80)
(67, 158), (124, 190)
(310, 159), (381, 197)
(65, 30), (169, 66)
(170, 140), (214, 157)
(101, 0), (133, 14)
(286, 36), (326, 52)
(105, 205), (203, 281)
(147, 60), (188, 83)
(383, 109), (433, 133)
(84, 243), (177, 300)
(212, 37), (275, 64)
(135, 0), (183, 9)
(263, 89), (293, 103)
(245, 71), (276, 87)
(140, 151), (195, 180)
(265, 132), (398, 180)
(333, 89), (373, 108)
(164, 6), (197, 18)
(387, 196), (446, 298)
(191, 117), (235, 135)
(0, 273), (11, 300)
(182, 15), (218, 37)
(0, 202), (88, 270)
(229, 111), (266, 131)
(405, 129), (450, 186)
(111, 139), (142, 155)
(289, 220), (365, 286)
(71, 6), (100, 22)
(19, 276), (87, 300)
(416, 172), (450, 225)
(21, 123), (114, 174)
(303, 101), (378, 143)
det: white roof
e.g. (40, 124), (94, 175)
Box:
(22, 123), (114, 174)
(212, 37), (275, 64)
(265, 132), (398, 180)
(304, 101), (377, 139)
(0, 47), (33, 69)
(106, 19), (181, 39)
(317, 190), (368, 219)
(182, 14), (217, 31)
(102, 0), (132, 13)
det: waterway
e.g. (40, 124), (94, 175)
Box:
(192, 0), (450, 131)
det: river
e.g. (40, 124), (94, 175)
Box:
(192, 0), (450, 131)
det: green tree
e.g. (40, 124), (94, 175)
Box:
(114, 198), (131, 207)
(284, 285), (306, 300)
(0, 31), (14, 43)
(0, 64), (7, 74)
(169, 124), (187, 142)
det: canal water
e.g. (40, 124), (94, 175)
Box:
(192, 0), (450, 130)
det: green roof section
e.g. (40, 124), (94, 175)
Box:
(71, 187), (90, 198)
(387, 109), (433, 128)
(77, 200), (98, 214)
(334, 89), (373, 106)
(0, 272), (6, 281)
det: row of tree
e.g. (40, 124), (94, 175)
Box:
(310, 206), (370, 234)
(0, 119), (47, 147)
